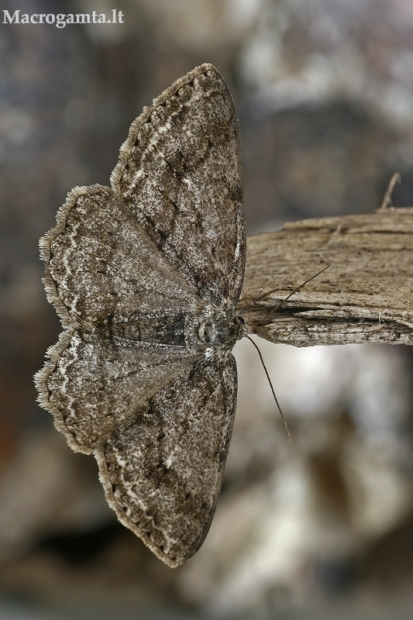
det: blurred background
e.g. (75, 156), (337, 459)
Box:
(2, 0), (413, 618)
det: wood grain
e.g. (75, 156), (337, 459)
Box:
(239, 207), (413, 346)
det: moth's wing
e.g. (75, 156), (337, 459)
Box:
(36, 329), (202, 454)
(111, 64), (245, 307)
(36, 185), (204, 454)
(39, 185), (202, 327)
(95, 352), (237, 567)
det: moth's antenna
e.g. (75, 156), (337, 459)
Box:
(245, 335), (291, 443)
(239, 263), (330, 315)
(261, 263), (331, 318)
(240, 265), (331, 443)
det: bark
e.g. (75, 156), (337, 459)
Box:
(238, 207), (413, 347)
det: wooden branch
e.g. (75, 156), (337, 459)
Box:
(238, 208), (413, 347)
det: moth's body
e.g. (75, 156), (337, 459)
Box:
(36, 64), (245, 568)
(104, 308), (246, 350)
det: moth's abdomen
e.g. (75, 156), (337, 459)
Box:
(105, 314), (197, 347)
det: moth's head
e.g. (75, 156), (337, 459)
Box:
(198, 310), (247, 349)
(236, 315), (248, 340)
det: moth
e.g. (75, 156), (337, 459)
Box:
(35, 64), (247, 567)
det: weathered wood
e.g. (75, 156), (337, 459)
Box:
(238, 208), (413, 346)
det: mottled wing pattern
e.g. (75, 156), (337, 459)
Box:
(40, 185), (203, 327)
(111, 64), (245, 307)
(36, 185), (205, 453)
(95, 353), (238, 567)
(42, 329), (201, 453)
(36, 64), (246, 566)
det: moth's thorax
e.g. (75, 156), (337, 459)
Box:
(197, 308), (246, 349)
